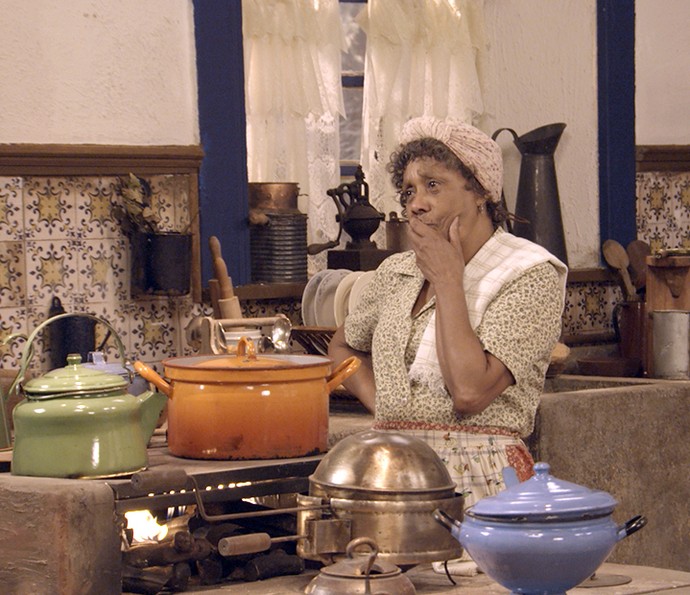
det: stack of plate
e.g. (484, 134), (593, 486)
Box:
(301, 269), (376, 328)
(250, 212), (308, 283)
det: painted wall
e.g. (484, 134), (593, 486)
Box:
(480, 0), (599, 268)
(635, 0), (690, 144)
(0, 0), (198, 145)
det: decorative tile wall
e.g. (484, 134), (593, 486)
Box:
(1, 169), (686, 378)
(562, 170), (689, 342)
(0, 175), (203, 377)
(636, 171), (690, 252)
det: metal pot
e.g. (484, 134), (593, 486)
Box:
(305, 537), (416, 595)
(297, 430), (463, 566)
(134, 338), (360, 460)
(434, 462), (647, 595)
(248, 182), (300, 213)
(11, 314), (167, 478)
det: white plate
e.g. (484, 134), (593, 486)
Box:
(314, 269), (352, 327)
(348, 270), (377, 314)
(333, 270), (364, 326)
(301, 270), (331, 326)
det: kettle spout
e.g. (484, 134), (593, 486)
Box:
(136, 390), (168, 443)
(433, 509), (463, 537)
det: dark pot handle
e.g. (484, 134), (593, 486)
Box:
(433, 508), (461, 533)
(620, 515), (647, 540)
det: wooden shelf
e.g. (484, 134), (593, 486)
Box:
(235, 282), (306, 301)
(233, 270), (616, 302)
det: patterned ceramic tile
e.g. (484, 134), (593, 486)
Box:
(636, 171), (690, 251)
(78, 238), (128, 303)
(23, 177), (78, 240)
(152, 175), (192, 232)
(172, 296), (203, 357)
(0, 307), (28, 370)
(24, 239), (79, 307)
(1, 173), (196, 373)
(76, 177), (121, 239)
(0, 241), (25, 305)
(562, 281), (621, 337)
(128, 299), (179, 362)
(0, 177), (23, 242)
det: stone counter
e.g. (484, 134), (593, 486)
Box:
(530, 377), (690, 572)
(162, 562), (690, 594)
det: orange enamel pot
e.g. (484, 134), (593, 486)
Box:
(135, 339), (360, 460)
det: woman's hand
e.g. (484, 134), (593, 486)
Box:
(409, 216), (513, 415)
(408, 216), (465, 286)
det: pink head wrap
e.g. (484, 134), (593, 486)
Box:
(399, 116), (503, 203)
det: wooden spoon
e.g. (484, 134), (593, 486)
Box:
(602, 239), (638, 301)
(626, 239), (651, 291)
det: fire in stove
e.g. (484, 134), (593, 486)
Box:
(119, 479), (308, 594)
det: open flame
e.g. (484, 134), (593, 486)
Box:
(125, 510), (169, 543)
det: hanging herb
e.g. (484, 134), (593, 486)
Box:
(113, 173), (161, 235)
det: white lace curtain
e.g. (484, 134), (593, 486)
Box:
(358, 0), (487, 231)
(242, 0), (486, 269)
(242, 0), (345, 274)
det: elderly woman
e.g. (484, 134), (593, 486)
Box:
(328, 116), (567, 509)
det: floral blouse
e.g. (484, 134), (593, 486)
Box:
(344, 251), (563, 437)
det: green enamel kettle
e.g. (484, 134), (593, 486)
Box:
(9, 313), (167, 479)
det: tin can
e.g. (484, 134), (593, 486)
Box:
(652, 310), (690, 379)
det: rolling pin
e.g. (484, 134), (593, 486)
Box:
(208, 236), (223, 317)
(213, 257), (243, 320)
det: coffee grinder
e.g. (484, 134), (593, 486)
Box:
(307, 166), (393, 271)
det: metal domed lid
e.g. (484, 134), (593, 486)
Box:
(310, 430), (456, 494)
(23, 353), (127, 400)
(467, 462), (618, 522)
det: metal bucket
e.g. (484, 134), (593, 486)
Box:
(652, 310), (690, 379)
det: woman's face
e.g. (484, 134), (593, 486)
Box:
(401, 156), (486, 242)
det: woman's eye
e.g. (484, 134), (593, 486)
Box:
(428, 180), (438, 189)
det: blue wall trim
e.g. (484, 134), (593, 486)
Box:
(193, 0), (250, 286)
(597, 0), (636, 250)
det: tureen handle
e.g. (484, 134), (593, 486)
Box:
(617, 515), (647, 541)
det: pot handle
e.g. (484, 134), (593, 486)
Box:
(617, 515), (647, 541)
(433, 508), (462, 533)
(325, 356), (361, 392)
(235, 336), (257, 360)
(133, 361), (172, 399)
(10, 313), (128, 398)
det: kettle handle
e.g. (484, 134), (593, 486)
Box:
(345, 537), (379, 594)
(10, 313), (129, 397)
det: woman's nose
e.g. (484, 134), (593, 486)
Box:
(407, 190), (429, 214)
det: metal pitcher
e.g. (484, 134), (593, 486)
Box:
(493, 123), (568, 264)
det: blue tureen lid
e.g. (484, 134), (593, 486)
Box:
(466, 462), (619, 522)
